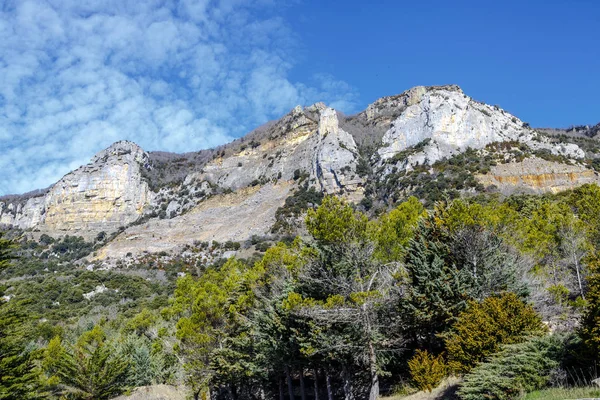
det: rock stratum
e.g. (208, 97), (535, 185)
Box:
(1, 85), (598, 261)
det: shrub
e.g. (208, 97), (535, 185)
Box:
(408, 349), (447, 392)
(445, 292), (546, 373)
(458, 335), (565, 400)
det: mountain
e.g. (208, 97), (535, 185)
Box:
(1, 84), (599, 264)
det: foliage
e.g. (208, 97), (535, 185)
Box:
(370, 196), (424, 263)
(444, 293), (546, 373)
(271, 182), (323, 233)
(0, 302), (44, 399)
(400, 203), (529, 350)
(47, 327), (129, 400)
(306, 195), (368, 244)
(579, 254), (600, 357)
(407, 350), (447, 392)
(0, 233), (44, 399)
(0, 232), (16, 270)
(458, 335), (565, 400)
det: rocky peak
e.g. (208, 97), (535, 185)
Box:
(314, 108), (364, 196)
(376, 86), (584, 171)
(365, 85), (463, 122)
(91, 140), (148, 166)
(0, 140), (153, 238)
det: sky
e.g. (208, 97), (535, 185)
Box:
(1, 0), (598, 196)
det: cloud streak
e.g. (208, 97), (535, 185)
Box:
(0, 0), (359, 195)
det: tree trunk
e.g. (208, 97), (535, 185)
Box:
(279, 377), (285, 400)
(325, 372), (333, 400)
(258, 385), (265, 400)
(342, 364), (354, 400)
(285, 365), (295, 400)
(313, 368), (320, 400)
(576, 258), (585, 299)
(368, 341), (379, 400)
(299, 368), (306, 400)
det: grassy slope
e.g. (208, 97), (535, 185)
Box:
(522, 387), (600, 400)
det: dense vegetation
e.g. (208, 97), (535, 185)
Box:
(4, 184), (600, 399)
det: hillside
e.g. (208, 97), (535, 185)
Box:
(1, 85), (598, 265)
(2, 85), (600, 400)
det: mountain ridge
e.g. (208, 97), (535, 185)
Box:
(1, 84), (599, 263)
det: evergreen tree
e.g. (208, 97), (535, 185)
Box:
(444, 293), (546, 373)
(579, 255), (600, 357)
(0, 231), (44, 399)
(48, 327), (129, 400)
(401, 204), (530, 350)
(0, 304), (43, 399)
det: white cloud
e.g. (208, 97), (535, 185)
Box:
(0, 0), (359, 195)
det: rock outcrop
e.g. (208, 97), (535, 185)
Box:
(476, 157), (600, 195)
(0, 141), (152, 239)
(376, 86), (584, 171)
(186, 104), (365, 195)
(314, 107), (363, 195)
(94, 183), (292, 261)
(0, 85), (595, 258)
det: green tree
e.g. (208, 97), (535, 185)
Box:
(0, 231), (44, 399)
(444, 293), (546, 373)
(48, 327), (129, 400)
(408, 350), (447, 392)
(306, 195), (369, 245)
(0, 232), (16, 270)
(401, 203), (530, 350)
(291, 197), (403, 400)
(0, 304), (44, 399)
(458, 335), (565, 400)
(370, 196), (424, 263)
(173, 258), (249, 399)
(579, 255), (600, 357)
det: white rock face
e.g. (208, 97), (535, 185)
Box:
(0, 141), (153, 238)
(377, 86), (584, 169)
(186, 104), (364, 195)
(314, 108), (363, 193)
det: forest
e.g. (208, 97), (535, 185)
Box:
(3, 184), (600, 399)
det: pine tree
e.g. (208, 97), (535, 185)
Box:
(400, 213), (470, 349)
(444, 293), (546, 373)
(579, 255), (600, 357)
(49, 327), (129, 400)
(0, 231), (44, 399)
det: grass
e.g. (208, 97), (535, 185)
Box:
(383, 384), (600, 400)
(522, 387), (600, 399)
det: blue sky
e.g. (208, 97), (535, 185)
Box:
(0, 0), (598, 195)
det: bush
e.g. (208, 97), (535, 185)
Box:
(408, 349), (447, 392)
(458, 335), (565, 400)
(445, 292), (546, 373)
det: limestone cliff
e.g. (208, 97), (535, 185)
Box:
(0, 85), (596, 260)
(0, 141), (152, 239)
(376, 85), (584, 172)
(187, 103), (364, 195)
(476, 157), (600, 195)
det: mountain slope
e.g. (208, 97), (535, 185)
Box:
(1, 85), (598, 262)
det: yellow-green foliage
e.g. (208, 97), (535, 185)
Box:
(369, 196), (424, 262)
(445, 292), (546, 373)
(408, 349), (447, 392)
(306, 196), (368, 244)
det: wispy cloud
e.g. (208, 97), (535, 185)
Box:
(0, 0), (358, 195)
